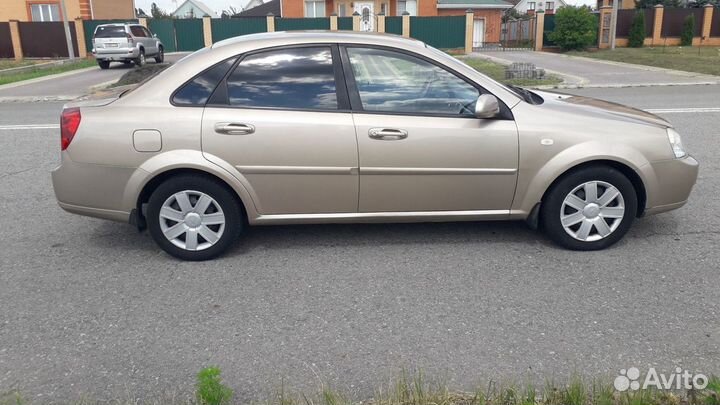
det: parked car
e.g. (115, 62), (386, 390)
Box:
(92, 23), (164, 69)
(52, 32), (698, 260)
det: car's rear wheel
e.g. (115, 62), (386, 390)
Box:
(541, 165), (637, 250)
(154, 46), (164, 63)
(147, 175), (243, 261)
(98, 60), (110, 69)
(135, 49), (146, 67)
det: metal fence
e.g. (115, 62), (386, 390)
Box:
(385, 16), (403, 35)
(409, 16), (465, 49)
(501, 19), (534, 48)
(212, 18), (267, 41)
(19, 21), (80, 57)
(0, 22), (13, 58)
(338, 17), (353, 30)
(661, 7), (703, 37)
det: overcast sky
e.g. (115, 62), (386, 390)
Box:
(134, 0), (593, 15)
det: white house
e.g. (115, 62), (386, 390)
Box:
(511, 0), (565, 14)
(171, 0), (218, 18)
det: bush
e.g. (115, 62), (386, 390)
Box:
(548, 6), (598, 51)
(196, 366), (233, 405)
(628, 11), (645, 48)
(681, 14), (695, 46)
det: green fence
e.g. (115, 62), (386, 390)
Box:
(338, 17), (353, 30)
(276, 17), (330, 31)
(385, 16), (403, 35)
(83, 19), (137, 52)
(148, 19), (176, 52)
(212, 18), (267, 41)
(543, 14), (556, 47)
(409, 16), (465, 49)
(174, 19), (204, 51)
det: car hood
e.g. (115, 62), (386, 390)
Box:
(531, 90), (671, 129)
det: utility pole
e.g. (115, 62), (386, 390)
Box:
(609, 0), (619, 49)
(59, 0), (76, 60)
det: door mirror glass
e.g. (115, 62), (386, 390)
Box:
(475, 94), (500, 119)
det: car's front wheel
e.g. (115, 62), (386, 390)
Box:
(147, 175), (243, 261)
(541, 165), (637, 250)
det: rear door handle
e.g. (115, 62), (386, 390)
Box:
(214, 122), (255, 135)
(369, 128), (408, 140)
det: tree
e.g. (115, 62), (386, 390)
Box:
(680, 14), (694, 46)
(150, 2), (172, 19)
(503, 8), (522, 23)
(548, 6), (598, 51)
(628, 11), (645, 47)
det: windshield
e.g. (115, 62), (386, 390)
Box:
(94, 26), (126, 38)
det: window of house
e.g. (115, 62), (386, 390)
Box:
(380, 3), (388, 14)
(545, 1), (554, 9)
(226, 47), (337, 110)
(346, 47), (480, 115)
(30, 4), (61, 21)
(397, 0), (417, 15)
(527, 2), (536, 10)
(338, 3), (347, 16)
(305, 0), (326, 17)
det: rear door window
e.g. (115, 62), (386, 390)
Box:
(94, 26), (127, 38)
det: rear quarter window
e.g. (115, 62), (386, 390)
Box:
(171, 58), (237, 106)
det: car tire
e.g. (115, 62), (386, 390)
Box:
(541, 165), (637, 251)
(154, 46), (164, 63)
(98, 60), (110, 69)
(147, 175), (243, 261)
(135, 49), (146, 67)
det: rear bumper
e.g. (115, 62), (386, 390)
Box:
(93, 47), (139, 60)
(644, 155), (699, 216)
(51, 153), (134, 223)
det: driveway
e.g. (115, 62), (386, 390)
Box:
(472, 51), (720, 87)
(0, 53), (189, 102)
(0, 84), (718, 402)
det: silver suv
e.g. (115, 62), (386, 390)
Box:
(92, 23), (164, 69)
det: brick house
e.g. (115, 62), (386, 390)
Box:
(0, 0), (135, 21)
(279, 0), (512, 44)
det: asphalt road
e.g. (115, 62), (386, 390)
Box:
(0, 53), (187, 101)
(0, 83), (719, 402)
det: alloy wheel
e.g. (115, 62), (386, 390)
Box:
(560, 180), (625, 242)
(159, 190), (226, 251)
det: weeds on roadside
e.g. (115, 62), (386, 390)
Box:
(196, 366), (234, 405)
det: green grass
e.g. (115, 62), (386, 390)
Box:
(0, 60), (41, 71)
(4, 371), (718, 405)
(0, 59), (97, 86)
(460, 57), (564, 87)
(567, 47), (720, 77)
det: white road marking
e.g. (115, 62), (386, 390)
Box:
(645, 107), (720, 114)
(0, 124), (59, 130)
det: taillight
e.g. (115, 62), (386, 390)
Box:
(60, 108), (81, 151)
(126, 33), (134, 44)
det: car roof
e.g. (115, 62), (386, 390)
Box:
(212, 30), (427, 51)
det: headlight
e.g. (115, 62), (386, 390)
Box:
(667, 128), (687, 159)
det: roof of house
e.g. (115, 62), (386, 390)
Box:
(234, 0), (281, 17)
(172, 0), (217, 17)
(436, 0), (514, 8)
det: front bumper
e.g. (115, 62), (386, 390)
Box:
(644, 155), (699, 216)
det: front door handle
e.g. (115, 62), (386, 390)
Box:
(214, 122), (255, 135)
(369, 128), (408, 140)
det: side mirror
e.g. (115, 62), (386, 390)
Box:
(475, 94), (500, 119)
